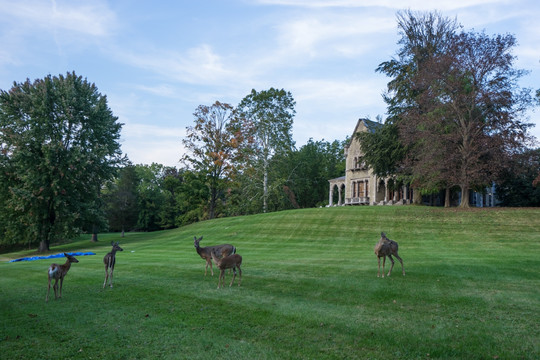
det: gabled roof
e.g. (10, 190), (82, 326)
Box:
(347, 118), (383, 147)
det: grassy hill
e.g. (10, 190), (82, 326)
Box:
(1, 206), (539, 359)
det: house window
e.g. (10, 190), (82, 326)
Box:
(365, 180), (369, 197)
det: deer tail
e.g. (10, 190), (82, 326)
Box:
(48, 265), (58, 278)
(232, 246), (236, 255)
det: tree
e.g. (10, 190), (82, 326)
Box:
(377, 11), (535, 207)
(0, 72), (123, 251)
(375, 11), (460, 205)
(271, 139), (346, 209)
(410, 30), (534, 207)
(103, 164), (139, 236)
(134, 163), (166, 231)
(158, 166), (182, 229)
(181, 101), (242, 219)
(237, 88), (296, 213)
(496, 148), (540, 206)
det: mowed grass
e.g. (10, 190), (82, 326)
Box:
(0, 206), (539, 359)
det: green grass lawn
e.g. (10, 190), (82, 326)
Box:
(1, 206), (539, 359)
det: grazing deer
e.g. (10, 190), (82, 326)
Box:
(103, 241), (123, 288)
(210, 250), (242, 289)
(374, 232), (405, 277)
(194, 236), (236, 276)
(46, 253), (79, 302)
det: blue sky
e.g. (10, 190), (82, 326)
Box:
(1, 0), (539, 167)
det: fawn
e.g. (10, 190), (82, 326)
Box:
(103, 242), (123, 288)
(46, 253), (79, 302)
(374, 232), (405, 277)
(210, 250), (242, 289)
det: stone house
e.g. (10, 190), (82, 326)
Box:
(328, 118), (412, 206)
(328, 118), (496, 207)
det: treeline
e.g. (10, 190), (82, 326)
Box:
(103, 137), (346, 233)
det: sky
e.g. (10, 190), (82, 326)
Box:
(1, 0), (539, 167)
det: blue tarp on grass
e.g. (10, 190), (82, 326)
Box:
(9, 252), (96, 263)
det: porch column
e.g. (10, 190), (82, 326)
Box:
(329, 186), (333, 206)
(338, 186), (342, 206)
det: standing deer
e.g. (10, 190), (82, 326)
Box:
(210, 250), (242, 289)
(194, 236), (236, 276)
(46, 253), (79, 302)
(374, 232), (405, 277)
(103, 241), (123, 288)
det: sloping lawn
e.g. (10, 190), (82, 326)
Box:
(1, 206), (539, 359)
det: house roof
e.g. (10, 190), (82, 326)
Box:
(347, 118), (383, 147)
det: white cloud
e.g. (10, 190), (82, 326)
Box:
(120, 123), (186, 167)
(275, 14), (395, 59)
(0, 0), (116, 37)
(118, 44), (246, 87)
(254, 0), (506, 11)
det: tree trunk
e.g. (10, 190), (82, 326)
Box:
(38, 240), (49, 253)
(412, 188), (422, 205)
(209, 186), (216, 219)
(91, 224), (98, 242)
(263, 158), (268, 213)
(37, 217), (52, 253)
(444, 187), (451, 208)
(459, 185), (470, 208)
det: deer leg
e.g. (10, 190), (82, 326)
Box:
(59, 277), (64, 299)
(46, 277), (52, 302)
(53, 279), (59, 299)
(387, 255), (395, 277)
(109, 268), (114, 288)
(229, 267), (237, 287)
(205, 259), (214, 277)
(237, 266), (242, 287)
(382, 256), (386, 278)
(103, 266), (109, 288)
(394, 254), (405, 276)
(377, 257), (381, 277)
(218, 269), (225, 289)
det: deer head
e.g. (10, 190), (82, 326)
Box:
(111, 241), (123, 252)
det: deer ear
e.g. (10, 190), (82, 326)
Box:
(381, 232), (386, 237)
(64, 253), (68, 257)
(111, 241), (114, 246)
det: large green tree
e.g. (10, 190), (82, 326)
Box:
(0, 72), (123, 251)
(376, 11), (534, 207)
(408, 30), (534, 207)
(103, 164), (139, 236)
(237, 88), (296, 213)
(375, 11), (460, 205)
(181, 101), (242, 219)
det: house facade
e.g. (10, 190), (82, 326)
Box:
(328, 118), (412, 206)
(328, 118), (495, 207)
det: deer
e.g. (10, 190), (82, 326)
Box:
(374, 232), (405, 278)
(210, 250), (242, 289)
(193, 236), (236, 276)
(46, 253), (79, 302)
(103, 241), (123, 288)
